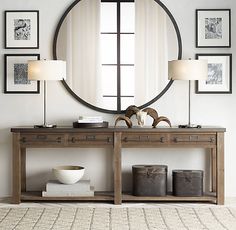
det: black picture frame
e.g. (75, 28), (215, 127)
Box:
(195, 53), (232, 94)
(196, 9), (231, 48)
(4, 54), (40, 94)
(5, 10), (39, 49)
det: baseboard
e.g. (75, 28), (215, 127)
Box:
(0, 196), (11, 203)
(225, 197), (236, 205)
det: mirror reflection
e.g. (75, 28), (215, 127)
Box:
(56, 0), (180, 112)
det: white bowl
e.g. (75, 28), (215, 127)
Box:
(53, 166), (85, 184)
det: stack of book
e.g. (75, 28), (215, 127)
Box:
(42, 180), (94, 197)
(78, 116), (103, 123)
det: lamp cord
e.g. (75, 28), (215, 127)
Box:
(188, 80), (191, 126)
(43, 80), (46, 126)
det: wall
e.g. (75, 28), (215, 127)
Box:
(0, 0), (235, 197)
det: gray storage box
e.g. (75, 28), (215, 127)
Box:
(172, 170), (203, 196)
(132, 165), (167, 196)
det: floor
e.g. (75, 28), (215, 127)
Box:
(1, 197), (236, 208)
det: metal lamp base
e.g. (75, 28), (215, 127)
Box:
(178, 124), (201, 129)
(178, 81), (202, 129)
(34, 80), (57, 129)
(34, 124), (57, 128)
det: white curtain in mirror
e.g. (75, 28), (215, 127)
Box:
(135, 0), (168, 106)
(58, 0), (103, 106)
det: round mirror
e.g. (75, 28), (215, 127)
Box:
(53, 0), (182, 114)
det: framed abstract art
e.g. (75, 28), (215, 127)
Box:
(196, 53), (232, 94)
(196, 9), (231, 48)
(4, 54), (40, 94)
(5, 10), (39, 49)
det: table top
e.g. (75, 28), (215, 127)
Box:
(11, 126), (226, 133)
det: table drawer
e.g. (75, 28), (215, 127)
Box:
(20, 134), (64, 146)
(68, 133), (113, 145)
(170, 134), (216, 145)
(121, 133), (168, 145)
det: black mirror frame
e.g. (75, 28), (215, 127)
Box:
(53, 0), (182, 114)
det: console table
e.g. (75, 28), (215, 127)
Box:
(11, 127), (225, 205)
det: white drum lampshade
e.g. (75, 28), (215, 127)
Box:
(28, 60), (66, 81)
(168, 60), (207, 81)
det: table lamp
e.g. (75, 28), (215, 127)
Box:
(28, 60), (66, 128)
(168, 59), (208, 128)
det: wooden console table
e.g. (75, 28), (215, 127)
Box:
(11, 127), (225, 205)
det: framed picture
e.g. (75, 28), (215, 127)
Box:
(5, 10), (39, 49)
(196, 53), (232, 94)
(4, 54), (40, 94)
(196, 9), (231, 48)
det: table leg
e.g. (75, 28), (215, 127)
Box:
(21, 148), (26, 192)
(211, 148), (216, 192)
(216, 132), (224, 205)
(12, 133), (21, 204)
(114, 132), (122, 205)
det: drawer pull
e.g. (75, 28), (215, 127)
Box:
(69, 136), (112, 143)
(56, 137), (62, 143)
(86, 135), (96, 141)
(123, 136), (165, 143)
(160, 137), (165, 143)
(174, 137), (215, 143)
(20, 137), (26, 143)
(36, 135), (47, 140)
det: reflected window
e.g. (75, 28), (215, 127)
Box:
(101, 0), (135, 111)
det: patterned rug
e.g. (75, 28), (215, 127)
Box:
(0, 207), (236, 230)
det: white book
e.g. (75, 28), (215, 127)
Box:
(42, 186), (94, 197)
(78, 120), (103, 123)
(79, 116), (103, 120)
(46, 180), (91, 193)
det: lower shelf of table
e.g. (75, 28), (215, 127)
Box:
(20, 191), (216, 203)
(122, 193), (217, 203)
(21, 191), (114, 201)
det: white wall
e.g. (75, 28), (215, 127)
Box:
(0, 0), (235, 197)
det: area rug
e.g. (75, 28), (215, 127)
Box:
(0, 207), (236, 230)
